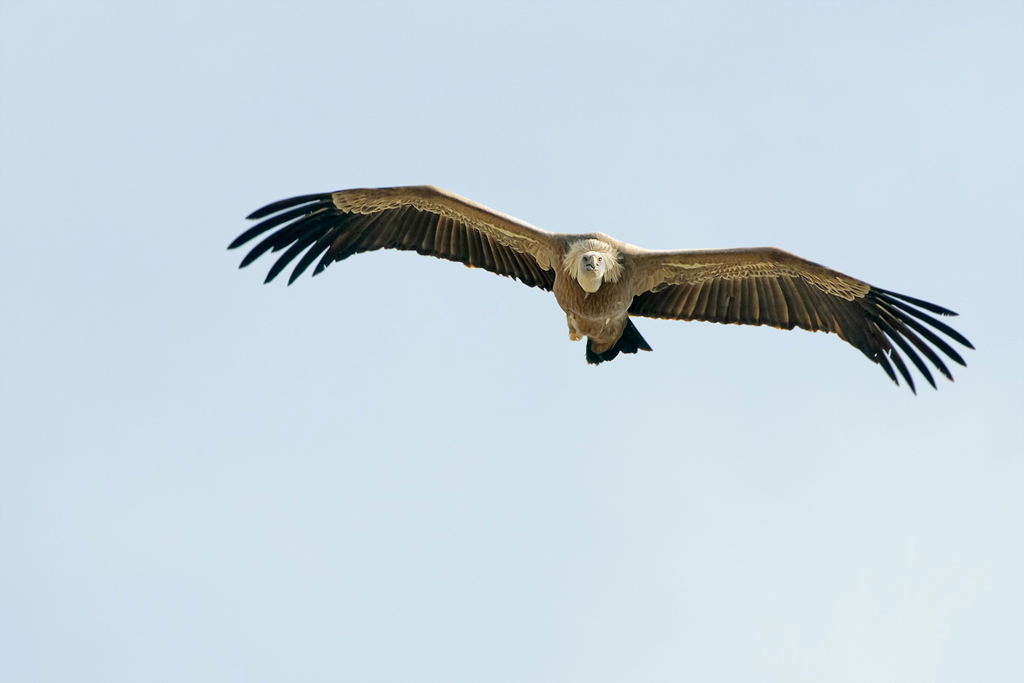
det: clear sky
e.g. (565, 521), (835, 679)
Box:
(1, 2), (1022, 681)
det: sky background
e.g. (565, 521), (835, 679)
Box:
(1, 1), (1022, 681)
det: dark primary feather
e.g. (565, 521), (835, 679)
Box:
(245, 193), (329, 220)
(229, 194), (556, 291)
(629, 275), (972, 392)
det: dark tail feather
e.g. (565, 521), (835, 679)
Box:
(586, 318), (653, 365)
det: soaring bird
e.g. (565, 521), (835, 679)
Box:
(229, 185), (972, 392)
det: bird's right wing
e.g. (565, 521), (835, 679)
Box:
(626, 246), (973, 392)
(229, 185), (562, 290)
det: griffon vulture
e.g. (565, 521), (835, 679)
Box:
(229, 185), (972, 392)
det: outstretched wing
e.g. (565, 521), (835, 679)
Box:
(229, 185), (561, 290)
(628, 247), (973, 393)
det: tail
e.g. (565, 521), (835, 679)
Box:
(586, 318), (653, 365)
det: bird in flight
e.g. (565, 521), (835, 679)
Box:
(229, 185), (971, 393)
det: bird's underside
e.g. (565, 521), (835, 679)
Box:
(229, 185), (973, 393)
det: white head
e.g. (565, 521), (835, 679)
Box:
(563, 239), (623, 293)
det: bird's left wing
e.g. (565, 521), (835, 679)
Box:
(229, 185), (561, 290)
(627, 247), (973, 392)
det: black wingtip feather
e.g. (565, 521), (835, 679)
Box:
(312, 251), (332, 276)
(230, 203), (330, 251)
(887, 345), (917, 394)
(876, 351), (899, 386)
(874, 287), (959, 317)
(875, 291), (974, 349)
(875, 314), (937, 389)
(263, 233), (320, 284)
(874, 301), (955, 381)
(245, 193), (332, 220)
(904, 314), (968, 367)
(859, 287), (973, 392)
(288, 237), (335, 285)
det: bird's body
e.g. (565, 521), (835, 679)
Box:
(229, 185), (972, 392)
(552, 236), (637, 356)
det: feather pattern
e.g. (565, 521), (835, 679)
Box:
(629, 274), (973, 393)
(229, 189), (557, 291)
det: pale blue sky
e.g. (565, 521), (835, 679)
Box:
(1, 2), (1022, 681)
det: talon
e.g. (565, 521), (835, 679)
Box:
(569, 331), (582, 342)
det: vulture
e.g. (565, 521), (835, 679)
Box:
(229, 185), (972, 392)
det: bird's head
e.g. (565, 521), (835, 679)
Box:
(581, 251), (606, 274)
(564, 238), (623, 293)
